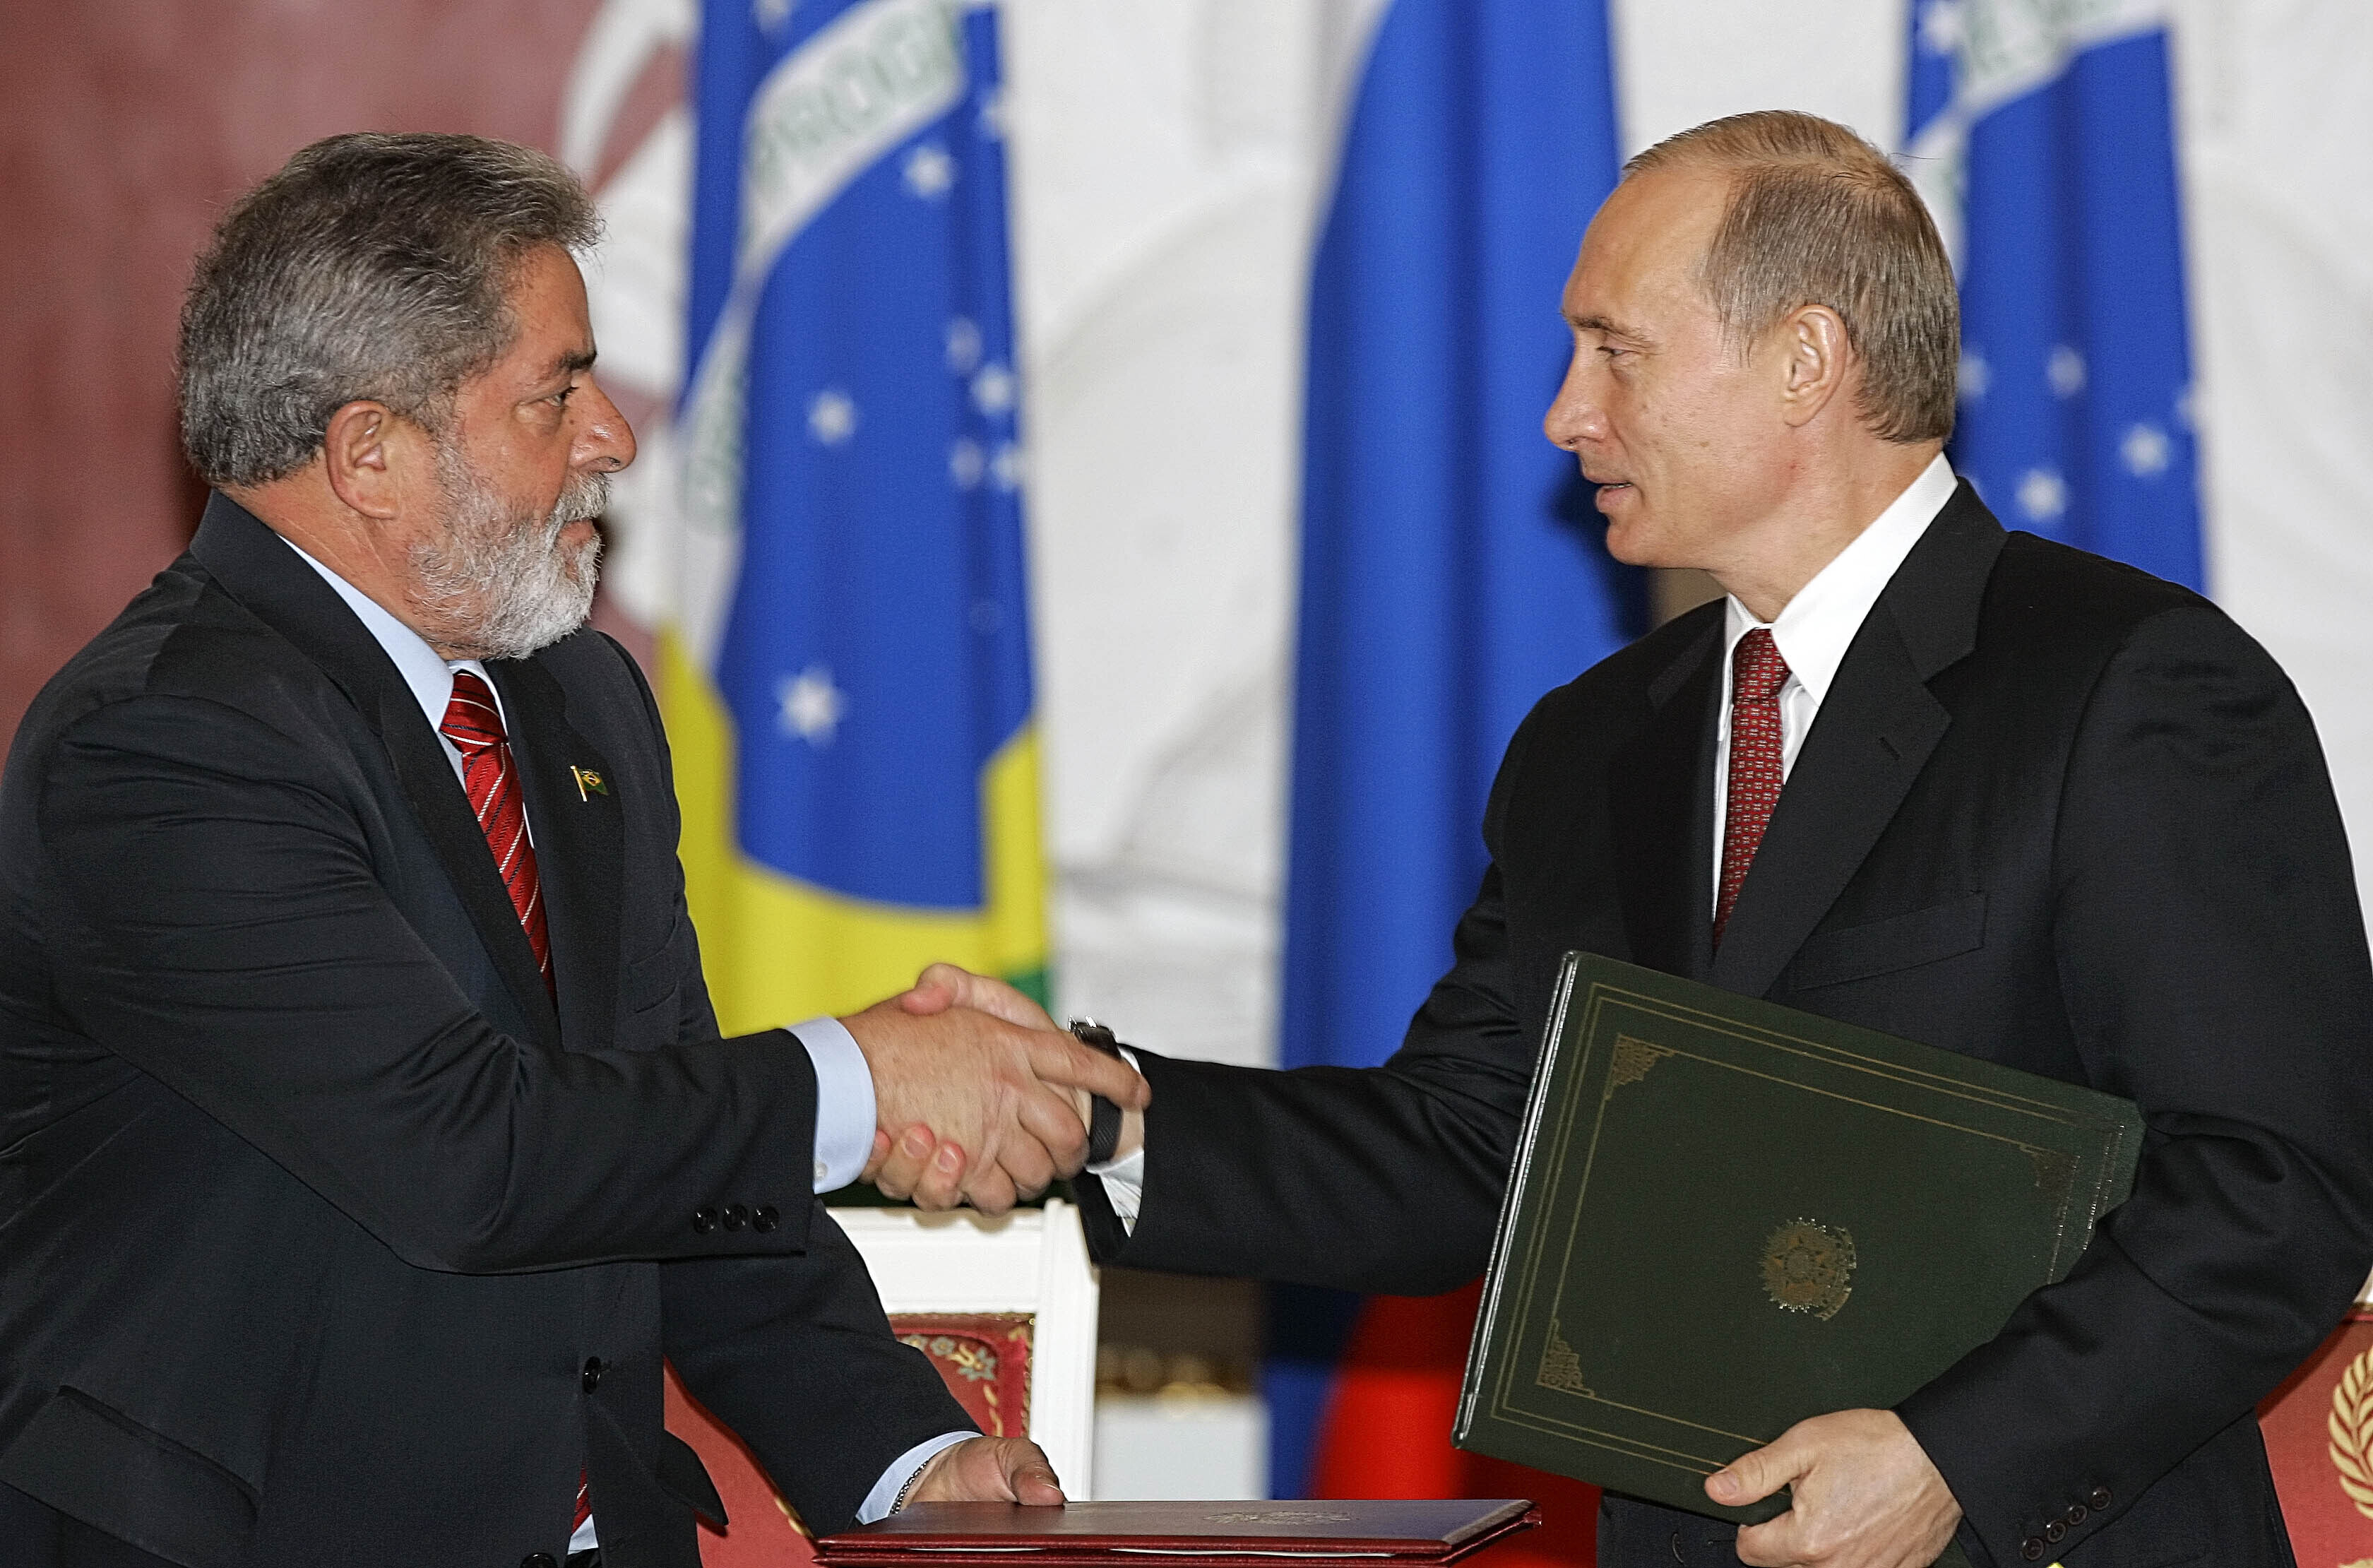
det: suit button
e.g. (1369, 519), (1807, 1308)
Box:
(524, 1557), (559, 1568)
(692, 1207), (717, 1234)
(582, 1356), (605, 1392)
(2020, 1538), (2045, 1562)
(2088, 1485), (2112, 1510)
(2065, 1504), (2087, 1526)
(723, 1203), (749, 1231)
(2044, 1520), (2064, 1543)
(754, 1204), (780, 1233)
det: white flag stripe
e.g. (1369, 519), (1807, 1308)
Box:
(676, 0), (969, 673)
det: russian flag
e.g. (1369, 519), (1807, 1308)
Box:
(1269, 1), (1634, 1558)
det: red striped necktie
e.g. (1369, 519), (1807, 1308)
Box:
(438, 669), (553, 997)
(1715, 627), (1791, 950)
(440, 670), (579, 1530)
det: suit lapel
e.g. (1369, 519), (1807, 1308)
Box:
(1610, 609), (1722, 981)
(492, 653), (624, 1053)
(188, 493), (564, 1050)
(1707, 483), (2007, 998)
(1706, 621), (1949, 997)
(375, 679), (566, 1049)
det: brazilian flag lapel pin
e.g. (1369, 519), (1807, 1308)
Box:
(571, 765), (609, 801)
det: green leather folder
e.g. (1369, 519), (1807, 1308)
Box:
(1454, 951), (2141, 1539)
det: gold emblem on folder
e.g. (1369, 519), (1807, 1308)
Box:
(571, 766), (608, 800)
(1605, 1034), (1672, 1095)
(1762, 1218), (1856, 1321)
(1535, 1318), (1595, 1396)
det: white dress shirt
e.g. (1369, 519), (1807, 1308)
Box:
(280, 539), (961, 1540)
(1709, 453), (1958, 910)
(1088, 455), (1961, 1233)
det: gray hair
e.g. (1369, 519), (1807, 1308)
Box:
(178, 132), (600, 488)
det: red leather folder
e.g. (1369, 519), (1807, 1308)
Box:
(816, 1500), (1542, 1568)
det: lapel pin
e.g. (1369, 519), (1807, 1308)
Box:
(571, 766), (609, 801)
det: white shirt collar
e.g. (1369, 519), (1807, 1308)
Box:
(1723, 453), (1958, 703)
(279, 535), (499, 738)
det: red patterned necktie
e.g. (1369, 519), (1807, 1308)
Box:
(438, 669), (553, 996)
(1714, 627), (1791, 949)
(440, 670), (579, 1531)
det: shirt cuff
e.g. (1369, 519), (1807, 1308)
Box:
(1082, 1047), (1143, 1233)
(792, 1015), (876, 1192)
(859, 1430), (980, 1522)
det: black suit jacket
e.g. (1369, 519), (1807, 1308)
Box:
(0, 495), (967, 1568)
(1078, 486), (2373, 1568)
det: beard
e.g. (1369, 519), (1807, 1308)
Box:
(410, 445), (609, 661)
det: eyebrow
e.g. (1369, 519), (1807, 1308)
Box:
(1567, 313), (1645, 343)
(542, 348), (597, 380)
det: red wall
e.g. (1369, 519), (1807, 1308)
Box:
(0, 1), (600, 744)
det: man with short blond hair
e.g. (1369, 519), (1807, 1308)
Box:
(1622, 111), (1959, 447)
(895, 111), (2373, 1568)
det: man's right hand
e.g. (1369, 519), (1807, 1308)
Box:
(839, 992), (1148, 1214)
(900, 962), (1061, 1031)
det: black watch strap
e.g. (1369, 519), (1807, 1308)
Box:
(1067, 1018), (1127, 1165)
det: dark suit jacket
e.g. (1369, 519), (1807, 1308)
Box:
(0, 495), (967, 1568)
(1078, 486), (2373, 1568)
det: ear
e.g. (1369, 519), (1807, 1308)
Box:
(1776, 304), (1852, 429)
(319, 400), (404, 519)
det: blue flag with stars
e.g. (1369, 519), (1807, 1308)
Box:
(667, 0), (1047, 1032)
(1905, 0), (2204, 588)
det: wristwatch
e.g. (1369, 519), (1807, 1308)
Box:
(1066, 1018), (1129, 1165)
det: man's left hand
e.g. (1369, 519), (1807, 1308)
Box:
(905, 1435), (1066, 1507)
(1710, 1409), (1961, 1568)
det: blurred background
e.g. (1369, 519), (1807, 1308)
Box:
(5, 0), (2370, 1545)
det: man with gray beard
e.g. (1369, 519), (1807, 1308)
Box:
(0, 133), (1144, 1568)
(413, 442), (615, 663)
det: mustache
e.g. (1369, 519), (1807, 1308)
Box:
(552, 469), (612, 530)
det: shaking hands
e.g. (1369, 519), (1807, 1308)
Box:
(839, 963), (1147, 1214)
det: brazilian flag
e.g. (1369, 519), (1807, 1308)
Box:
(670, 0), (1044, 1029)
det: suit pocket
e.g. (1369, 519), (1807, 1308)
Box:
(1787, 892), (1986, 990)
(0, 1386), (257, 1568)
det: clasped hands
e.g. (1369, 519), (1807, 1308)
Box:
(840, 963), (1142, 1213)
(844, 974), (1961, 1566)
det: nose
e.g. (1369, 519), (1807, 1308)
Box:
(1542, 349), (1607, 452)
(574, 376), (638, 474)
